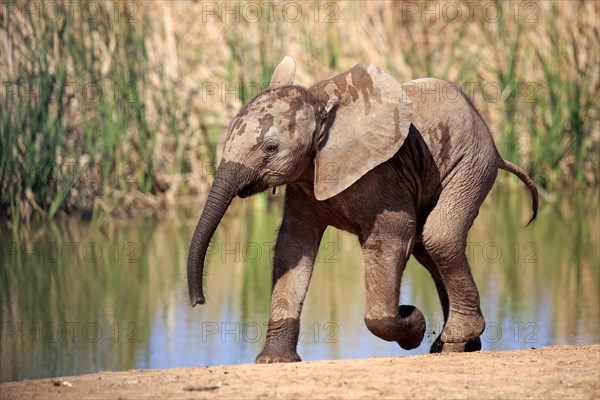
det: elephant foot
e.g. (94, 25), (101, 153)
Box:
(256, 318), (301, 363)
(365, 305), (426, 350)
(255, 348), (301, 364)
(430, 336), (482, 353)
(431, 312), (484, 353)
(396, 305), (426, 349)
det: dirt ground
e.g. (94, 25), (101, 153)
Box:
(1, 344), (598, 399)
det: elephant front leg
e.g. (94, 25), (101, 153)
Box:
(361, 218), (426, 350)
(255, 211), (324, 364)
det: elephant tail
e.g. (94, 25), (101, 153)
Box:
(498, 159), (538, 225)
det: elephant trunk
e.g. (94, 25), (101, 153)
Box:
(187, 162), (239, 307)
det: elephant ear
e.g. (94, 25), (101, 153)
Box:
(269, 56), (296, 88)
(309, 64), (413, 201)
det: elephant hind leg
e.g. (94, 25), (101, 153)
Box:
(416, 166), (496, 352)
(412, 243), (449, 322)
(413, 242), (482, 353)
(419, 232), (485, 352)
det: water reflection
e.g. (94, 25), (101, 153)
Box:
(1, 189), (598, 382)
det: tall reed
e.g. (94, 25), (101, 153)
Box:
(1, 1), (598, 227)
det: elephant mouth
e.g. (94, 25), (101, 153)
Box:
(237, 169), (285, 198)
(237, 181), (270, 198)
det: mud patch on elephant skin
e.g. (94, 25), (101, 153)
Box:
(309, 65), (382, 111)
(331, 72), (359, 103)
(238, 122), (247, 135)
(423, 121), (453, 169)
(235, 102), (252, 119)
(257, 113), (274, 141)
(347, 84), (359, 103)
(234, 117), (243, 130)
(334, 72), (348, 93)
(335, 69), (368, 107)
(433, 121), (452, 168)
(394, 108), (402, 142)
(352, 66), (383, 115)
(225, 117), (239, 141)
(231, 117), (247, 138)
(311, 65), (384, 115)
(343, 72), (360, 103)
(281, 96), (306, 139)
(333, 88), (343, 103)
(226, 103), (253, 140)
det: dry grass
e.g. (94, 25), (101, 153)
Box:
(1, 0), (598, 226)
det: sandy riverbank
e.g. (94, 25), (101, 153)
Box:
(1, 344), (598, 399)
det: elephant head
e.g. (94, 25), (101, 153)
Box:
(187, 57), (413, 306)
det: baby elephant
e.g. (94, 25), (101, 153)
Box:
(187, 56), (538, 362)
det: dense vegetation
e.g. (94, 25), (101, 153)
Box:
(1, 1), (598, 226)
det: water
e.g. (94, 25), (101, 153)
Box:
(1, 189), (598, 382)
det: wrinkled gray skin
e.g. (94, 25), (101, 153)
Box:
(187, 57), (539, 362)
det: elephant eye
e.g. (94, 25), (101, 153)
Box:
(263, 141), (279, 155)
